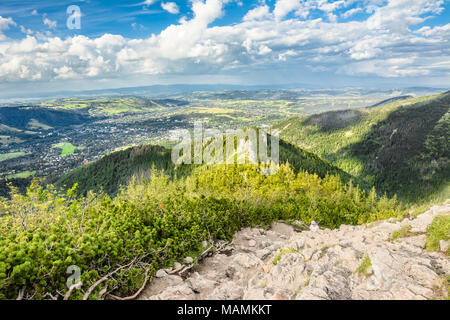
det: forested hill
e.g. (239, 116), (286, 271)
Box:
(56, 134), (352, 197)
(0, 106), (92, 131)
(276, 91), (450, 202)
(56, 145), (180, 196)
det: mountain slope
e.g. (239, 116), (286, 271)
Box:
(275, 92), (450, 202)
(56, 134), (352, 196)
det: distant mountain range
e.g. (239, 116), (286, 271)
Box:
(0, 84), (447, 103)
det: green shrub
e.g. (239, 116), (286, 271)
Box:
(0, 164), (403, 299)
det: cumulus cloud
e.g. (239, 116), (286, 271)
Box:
(161, 2), (180, 14)
(243, 5), (271, 21)
(273, 0), (301, 20)
(0, 0), (448, 84)
(366, 0), (444, 33)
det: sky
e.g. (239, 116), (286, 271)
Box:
(0, 0), (449, 95)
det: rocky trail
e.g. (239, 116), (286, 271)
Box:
(139, 203), (450, 300)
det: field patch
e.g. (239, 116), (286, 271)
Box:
(53, 142), (85, 157)
(6, 170), (35, 179)
(0, 135), (24, 145)
(0, 152), (28, 162)
(27, 119), (53, 131)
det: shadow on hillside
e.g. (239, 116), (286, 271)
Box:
(303, 110), (362, 132)
(340, 92), (450, 201)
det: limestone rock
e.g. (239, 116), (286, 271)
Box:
(440, 240), (449, 252)
(139, 202), (450, 301)
(184, 257), (194, 264)
(155, 270), (167, 278)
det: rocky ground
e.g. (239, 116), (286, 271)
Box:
(139, 203), (450, 300)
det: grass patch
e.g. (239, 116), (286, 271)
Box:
(425, 214), (450, 253)
(297, 274), (312, 295)
(304, 275), (311, 287)
(272, 248), (301, 265)
(391, 225), (415, 241)
(356, 254), (372, 276)
(53, 142), (85, 157)
(319, 246), (329, 258)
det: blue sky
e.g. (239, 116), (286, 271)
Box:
(0, 0), (449, 94)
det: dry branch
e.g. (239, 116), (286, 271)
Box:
(106, 268), (150, 301)
(63, 283), (83, 301)
(82, 258), (137, 300)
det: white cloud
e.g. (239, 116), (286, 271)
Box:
(341, 7), (363, 18)
(161, 2), (180, 14)
(132, 22), (145, 30)
(366, 0), (444, 33)
(43, 18), (57, 29)
(274, 0), (301, 20)
(417, 23), (450, 37)
(0, 16), (16, 41)
(338, 57), (430, 78)
(243, 5), (271, 21)
(0, 0), (448, 84)
(142, 0), (157, 6)
(278, 50), (297, 61)
(20, 25), (33, 35)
